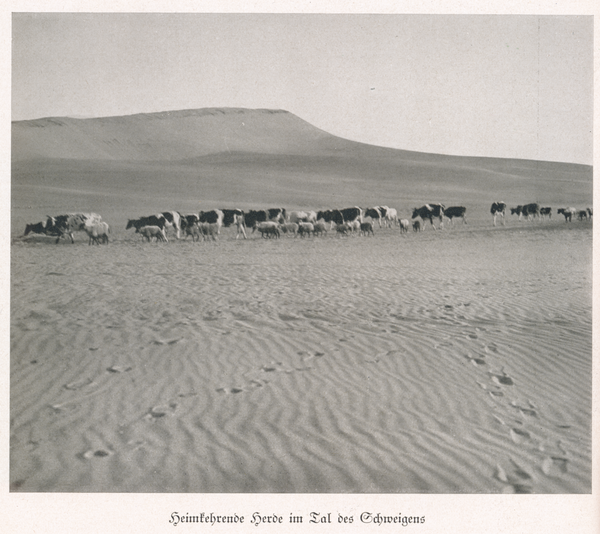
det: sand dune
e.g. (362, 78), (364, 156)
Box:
(10, 222), (592, 493)
(10, 107), (593, 493)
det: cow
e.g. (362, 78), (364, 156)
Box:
(127, 214), (167, 235)
(522, 203), (540, 221)
(316, 209), (344, 228)
(23, 217), (62, 240)
(512, 203), (539, 221)
(139, 225), (168, 242)
(160, 211), (182, 239)
(491, 202), (507, 226)
(297, 222), (314, 237)
(220, 209), (247, 239)
(339, 207), (363, 224)
(359, 221), (374, 236)
(50, 213), (104, 243)
(587, 207), (593, 218)
(444, 206), (467, 225)
(84, 221), (110, 245)
(557, 207), (577, 222)
(540, 207), (552, 219)
(399, 219), (410, 233)
(364, 207), (384, 227)
(180, 214), (200, 239)
(578, 210), (589, 221)
(412, 204), (444, 230)
(244, 209), (284, 229)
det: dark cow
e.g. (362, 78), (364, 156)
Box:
(491, 202), (507, 226)
(512, 203), (539, 221)
(540, 207), (552, 219)
(359, 221), (374, 236)
(23, 217), (62, 240)
(557, 207), (577, 222)
(578, 210), (589, 221)
(444, 206), (467, 225)
(317, 209), (345, 227)
(244, 209), (285, 229)
(126, 214), (167, 233)
(412, 204), (445, 230)
(339, 207), (363, 224)
(587, 207), (593, 218)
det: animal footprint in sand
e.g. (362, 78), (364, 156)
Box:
(490, 368), (514, 386)
(80, 448), (114, 460)
(510, 427), (531, 444)
(145, 402), (178, 420)
(541, 456), (568, 476)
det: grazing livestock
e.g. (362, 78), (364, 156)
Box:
(578, 210), (589, 221)
(587, 207), (593, 218)
(49, 213), (104, 243)
(359, 221), (374, 236)
(336, 223), (351, 236)
(384, 207), (398, 227)
(491, 202), (507, 226)
(254, 221), (280, 239)
(557, 207), (577, 222)
(313, 221), (328, 237)
(512, 204), (539, 221)
(444, 206), (467, 225)
(199, 223), (221, 241)
(160, 211), (182, 239)
(127, 214), (167, 234)
(399, 219), (410, 233)
(540, 207), (552, 219)
(84, 221), (110, 245)
(339, 207), (363, 224)
(347, 220), (361, 233)
(317, 209), (345, 228)
(23, 217), (62, 240)
(364, 207), (384, 227)
(220, 209), (247, 239)
(184, 223), (203, 242)
(412, 204), (444, 230)
(279, 222), (298, 236)
(244, 209), (284, 229)
(413, 220), (422, 232)
(297, 222), (314, 237)
(139, 225), (168, 242)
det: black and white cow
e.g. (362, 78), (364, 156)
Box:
(443, 206), (467, 225)
(364, 207), (384, 227)
(339, 207), (363, 224)
(245, 209), (285, 229)
(49, 213), (104, 243)
(412, 204), (445, 230)
(218, 209), (247, 239)
(540, 207), (552, 219)
(126, 214), (168, 234)
(491, 202), (507, 226)
(557, 207), (577, 222)
(160, 211), (182, 239)
(23, 217), (62, 240)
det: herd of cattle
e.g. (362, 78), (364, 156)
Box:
(22, 202), (592, 244)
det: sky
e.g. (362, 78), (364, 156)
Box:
(11, 11), (594, 164)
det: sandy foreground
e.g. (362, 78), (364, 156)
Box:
(9, 219), (592, 493)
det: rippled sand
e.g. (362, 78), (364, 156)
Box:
(10, 220), (592, 493)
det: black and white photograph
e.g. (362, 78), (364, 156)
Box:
(4, 1), (597, 532)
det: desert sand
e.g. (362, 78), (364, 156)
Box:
(10, 108), (593, 493)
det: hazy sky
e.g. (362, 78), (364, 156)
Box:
(11, 12), (593, 164)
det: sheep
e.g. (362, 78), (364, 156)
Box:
(297, 222), (314, 237)
(84, 221), (110, 245)
(254, 221), (280, 239)
(359, 221), (374, 236)
(139, 225), (168, 242)
(399, 219), (410, 233)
